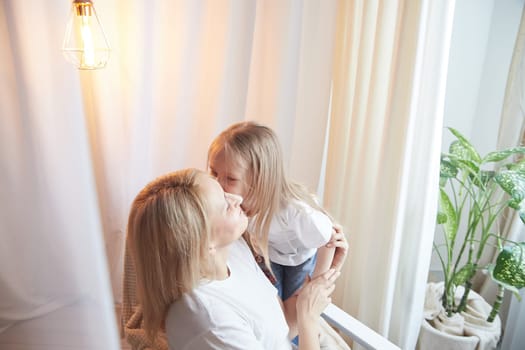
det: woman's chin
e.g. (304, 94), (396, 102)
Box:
(239, 220), (248, 236)
(240, 204), (254, 217)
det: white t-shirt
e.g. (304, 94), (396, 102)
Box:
(165, 239), (291, 350)
(267, 199), (333, 266)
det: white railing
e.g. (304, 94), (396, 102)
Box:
(321, 303), (401, 350)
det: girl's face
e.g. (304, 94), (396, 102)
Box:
(197, 174), (248, 248)
(209, 150), (254, 213)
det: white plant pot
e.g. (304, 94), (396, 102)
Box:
(417, 282), (501, 350)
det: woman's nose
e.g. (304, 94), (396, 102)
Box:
(225, 192), (243, 207)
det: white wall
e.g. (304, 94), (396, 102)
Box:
(442, 0), (524, 154)
(432, 0), (524, 271)
(471, 0), (525, 154)
(441, 0), (495, 152)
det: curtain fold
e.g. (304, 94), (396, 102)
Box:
(245, 1), (337, 190)
(0, 2), (120, 348)
(323, 1), (456, 348)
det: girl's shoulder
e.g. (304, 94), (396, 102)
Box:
(281, 199), (332, 227)
(283, 198), (321, 216)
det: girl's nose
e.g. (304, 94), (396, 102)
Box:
(217, 176), (227, 189)
(225, 192), (243, 207)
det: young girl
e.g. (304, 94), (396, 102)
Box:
(207, 121), (337, 303)
(127, 168), (339, 349)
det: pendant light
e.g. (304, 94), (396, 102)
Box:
(62, 0), (110, 70)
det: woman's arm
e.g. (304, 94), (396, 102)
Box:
(296, 269), (340, 350)
(284, 225), (347, 338)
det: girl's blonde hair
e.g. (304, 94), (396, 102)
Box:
(126, 169), (211, 341)
(208, 121), (329, 262)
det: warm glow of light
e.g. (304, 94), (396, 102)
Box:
(80, 16), (95, 67)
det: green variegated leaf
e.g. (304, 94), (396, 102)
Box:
(439, 188), (458, 244)
(440, 159), (458, 179)
(447, 156), (480, 177)
(510, 199), (522, 210)
(483, 147), (525, 163)
(470, 170), (495, 188)
(479, 170), (495, 186)
(453, 263), (476, 286)
(488, 264), (522, 301)
(449, 141), (472, 163)
(492, 244), (525, 287)
(448, 127), (482, 164)
(489, 243), (525, 299)
(495, 170), (525, 210)
(520, 211), (525, 225)
(506, 158), (525, 173)
(437, 211), (447, 225)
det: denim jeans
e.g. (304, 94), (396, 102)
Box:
(270, 253), (317, 301)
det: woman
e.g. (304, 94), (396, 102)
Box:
(127, 168), (341, 349)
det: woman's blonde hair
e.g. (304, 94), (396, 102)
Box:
(208, 121), (329, 262)
(126, 168), (211, 341)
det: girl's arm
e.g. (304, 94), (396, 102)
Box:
(311, 244), (336, 278)
(314, 225), (348, 277)
(312, 226), (339, 278)
(279, 295), (297, 340)
(326, 224), (348, 271)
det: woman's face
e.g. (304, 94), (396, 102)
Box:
(197, 174), (248, 248)
(208, 150), (254, 214)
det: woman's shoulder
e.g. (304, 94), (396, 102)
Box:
(165, 292), (254, 349)
(166, 292), (213, 328)
(165, 292), (214, 347)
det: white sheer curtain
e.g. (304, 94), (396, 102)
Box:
(0, 0), (337, 348)
(323, 1), (455, 349)
(0, 2), (120, 349)
(1, 0), (459, 348)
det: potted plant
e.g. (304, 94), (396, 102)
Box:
(418, 127), (525, 350)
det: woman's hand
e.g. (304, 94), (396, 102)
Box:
(296, 269), (340, 322)
(294, 269), (340, 349)
(325, 224), (348, 271)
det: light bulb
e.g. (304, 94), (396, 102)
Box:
(62, 0), (110, 70)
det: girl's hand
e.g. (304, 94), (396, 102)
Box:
(325, 224), (348, 271)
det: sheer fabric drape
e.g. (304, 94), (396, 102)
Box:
(0, 2), (120, 349)
(323, 1), (455, 349)
(0, 0), (337, 348)
(1, 0), (458, 349)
